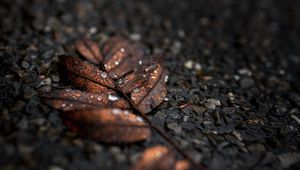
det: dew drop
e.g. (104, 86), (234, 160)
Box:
(62, 103), (66, 107)
(120, 48), (125, 52)
(115, 61), (119, 65)
(164, 75), (169, 82)
(139, 60), (142, 65)
(112, 74), (118, 78)
(108, 95), (118, 101)
(124, 110), (130, 116)
(112, 108), (121, 115)
(100, 72), (107, 78)
(97, 96), (102, 101)
(136, 117), (143, 122)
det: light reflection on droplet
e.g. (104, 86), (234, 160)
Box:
(108, 94), (118, 101)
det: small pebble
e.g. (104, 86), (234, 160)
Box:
(130, 33), (141, 41)
(238, 68), (252, 76)
(43, 78), (52, 85)
(17, 118), (28, 130)
(184, 60), (193, 69)
(49, 166), (65, 170)
(89, 27), (97, 34)
(51, 75), (60, 82)
(167, 122), (182, 134)
(194, 63), (202, 71)
(21, 61), (30, 69)
(205, 98), (221, 110)
(182, 116), (189, 122)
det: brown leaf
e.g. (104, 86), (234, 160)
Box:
(75, 38), (103, 64)
(102, 36), (146, 79)
(121, 64), (168, 114)
(132, 145), (176, 170)
(59, 55), (115, 89)
(66, 72), (109, 94)
(62, 108), (151, 143)
(116, 64), (150, 93)
(39, 89), (130, 111)
(175, 160), (191, 170)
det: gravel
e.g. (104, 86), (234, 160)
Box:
(1, 0), (300, 170)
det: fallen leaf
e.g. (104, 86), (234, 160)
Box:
(75, 38), (103, 64)
(59, 55), (115, 88)
(63, 108), (151, 143)
(66, 72), (109, 94)
(175, 160), (191, 170)
(102, 35), (146, 79)
(41, 36), (170, 144)
(116, 64), (150, 93)
(128, 64), (168, 114)
(132, 145), (191, 170)
(39, 89), (130, 111)
(132, 145), (176, 170)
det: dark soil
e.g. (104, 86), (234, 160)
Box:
(1, 0), (300, 170)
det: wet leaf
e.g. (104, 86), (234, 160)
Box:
(132, 145), (190, 170)
(75, 38), (103, 64)
(132, 145), (176, 170)
(123, 64), (168, 114)
(102, 36), (146, 79)
(41, 36), (170, 144)
(39, 89), (130, 111)
(62, 108), (151, 143)
(66, 72), (109, 94)
(59, 55), (115, 88)
(175, 160), (191, 170)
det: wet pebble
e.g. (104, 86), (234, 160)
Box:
(130, 33), (141, 41)
(17, 118), (28, 130)
(51, 75), (60, 82)
(49, 166), (65, 170)
(205, 98), (221, 110)
(239, 78), (255, 89)
(182, 115), (189, 122)
(167, 122), (182, 134)
(184, 60), (193, 69)
(191, 105), (206, 114)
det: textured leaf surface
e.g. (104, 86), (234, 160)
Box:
(75, 38), (103, 64)
(132, 145), (190, 170)
(119, 64), (168, 114)
(132, 145), (176, 170)
(63, 108), (151, 143)
(59, 55), (115, 88)
(102, 36), (146, 79)
(40, 89), (130, 111)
